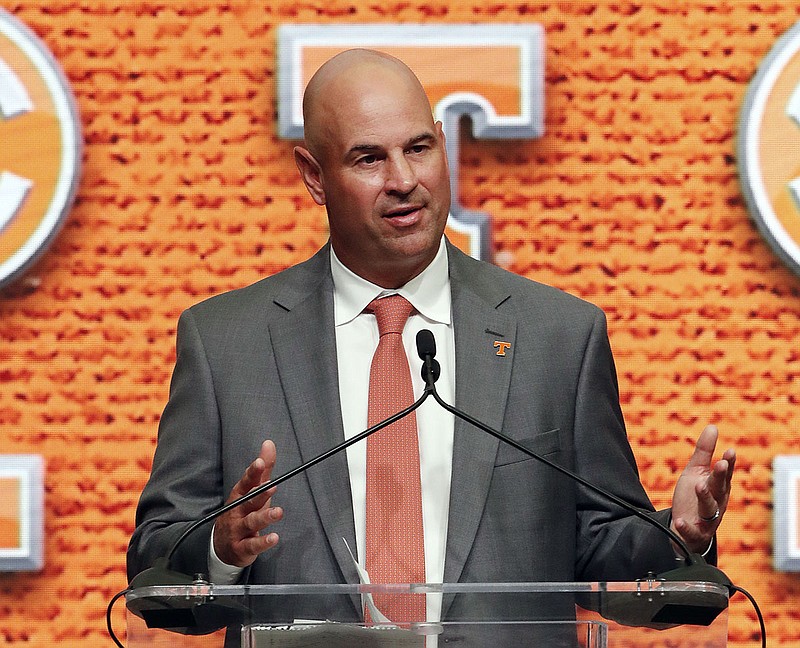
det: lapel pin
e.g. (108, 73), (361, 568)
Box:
(493, 341), (512, 356)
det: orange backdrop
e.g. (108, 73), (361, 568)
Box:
(0, 1), (799, 646)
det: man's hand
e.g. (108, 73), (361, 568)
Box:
(213, 440), (284, 567)
(670, 425), (736, 554)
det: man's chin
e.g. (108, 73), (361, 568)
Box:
(383, 239), (442, 279)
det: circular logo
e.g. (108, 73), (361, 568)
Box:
(0, 9), (81, 289)
(738, 22), (800, 277)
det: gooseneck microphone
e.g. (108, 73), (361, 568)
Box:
(414, 328), (738, 628)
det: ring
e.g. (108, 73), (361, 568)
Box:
(700, 508), (720, 523)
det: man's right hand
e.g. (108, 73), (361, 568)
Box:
(213, 439), (284, 568)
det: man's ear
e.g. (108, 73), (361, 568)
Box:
(434, 120), (449, 173)
(294, 146), (326, 206)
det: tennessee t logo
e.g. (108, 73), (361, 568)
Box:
(277, 24), (545, 263)
(493, 341), (512, 356)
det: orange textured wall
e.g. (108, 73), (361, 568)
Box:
(0, 1), (799, 646)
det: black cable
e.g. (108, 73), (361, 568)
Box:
(106, 587), (129, 648)
(730, 584), (767, 648)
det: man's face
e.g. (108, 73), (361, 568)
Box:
(299, 71), (451, 288)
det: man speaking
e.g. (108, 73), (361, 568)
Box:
(127, 49), (736, 643)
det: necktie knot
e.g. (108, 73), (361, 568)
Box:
(368, 295), (414, 337)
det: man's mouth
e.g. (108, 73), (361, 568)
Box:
(384, 205), (424, 221)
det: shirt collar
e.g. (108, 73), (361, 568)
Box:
(331, 238), (451, 327)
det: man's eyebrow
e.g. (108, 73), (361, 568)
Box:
(347, 143), (383, 156)
(406, 132), (437, 147)
(346, 132), (437, 157)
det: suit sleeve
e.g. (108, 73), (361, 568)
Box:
(127, 308), (224, 581)
(572, 309), (680, 580)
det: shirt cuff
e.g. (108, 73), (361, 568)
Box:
(208, 524), (245, 585)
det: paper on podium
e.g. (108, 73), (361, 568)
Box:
(247, 621), (425, 647)
(342, 540), (440, 647)
(343, 539), (394, 625)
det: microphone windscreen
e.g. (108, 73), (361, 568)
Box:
(416, 329), (437, 360)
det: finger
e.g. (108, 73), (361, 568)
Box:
(237, 489), (275, 518)
(238, 531), (280, 559)
(694, 479), (720, 522)
(230, 441), (279, 502)
(233, 456), (268, 496)
(248, 505), (283, 533)
(231, 507), (284, 560)
(706, 447), (736, 503)
(712, 457), (735, 501)
(722, 448), (736, 487)
(259, 439), (277, 473)
(685, 424), (719, 470)
(226, 472), (275, 521)
(237, 440), (278, 506)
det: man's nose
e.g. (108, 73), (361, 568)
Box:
(384, 155), (418, 194)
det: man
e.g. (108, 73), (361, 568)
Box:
(128, 49), (735, 642)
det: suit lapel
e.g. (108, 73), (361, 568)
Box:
(268, 250), (362, 605)
(443, 248), (517, 603)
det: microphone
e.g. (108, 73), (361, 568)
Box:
(414, 329), (733, 628)
(416, 328), (440, 388)
(126, 382), (433, 632)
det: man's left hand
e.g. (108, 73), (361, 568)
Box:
(670, 424), (736, 554)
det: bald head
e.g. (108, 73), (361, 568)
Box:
(302, 49), (434, 161)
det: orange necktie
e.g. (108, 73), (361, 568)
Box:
(365, 295), (426, 625)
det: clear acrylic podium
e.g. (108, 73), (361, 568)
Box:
(125, 581), (729, 647)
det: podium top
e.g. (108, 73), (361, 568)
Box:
(124, 581), (730, 648)
(127, 580), (728, 630)
(126, 579), (729, 598)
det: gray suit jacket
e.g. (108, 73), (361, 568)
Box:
(127, 241), (679, 628)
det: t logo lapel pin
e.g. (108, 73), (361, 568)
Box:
(493, 341), (512, 356)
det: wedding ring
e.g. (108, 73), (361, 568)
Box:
(700, 508), (720, 523)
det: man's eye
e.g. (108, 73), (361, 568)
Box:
(358, 155), (379, 165)
(408, 145), (427, 154)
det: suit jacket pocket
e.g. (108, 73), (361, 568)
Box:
(494, 428), (561, 466)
